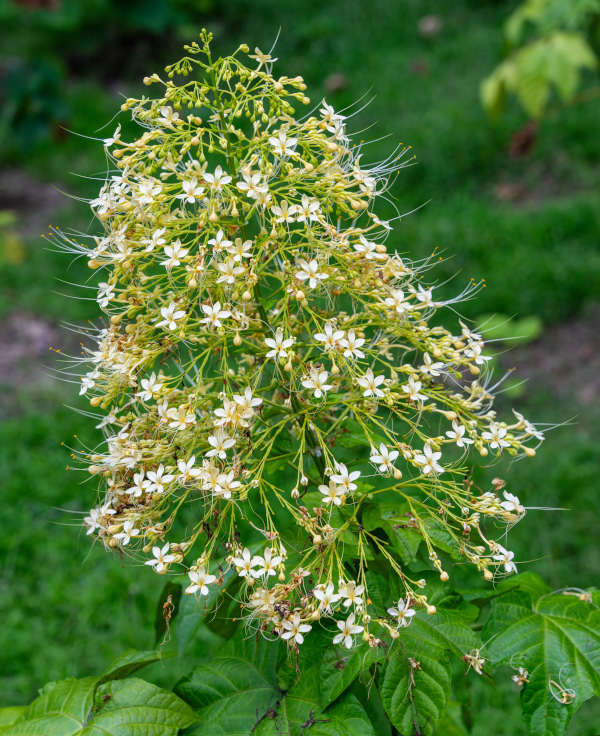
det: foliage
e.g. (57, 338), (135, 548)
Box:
(481, 0), (599, 118)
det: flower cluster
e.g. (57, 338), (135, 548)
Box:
(61, 32), (544, 652)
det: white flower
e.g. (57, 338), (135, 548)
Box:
(414, 444), (444, 474)
(208, 229), (232, 254)
(384, 289), (409, 315)
(233, 548), (258, 578)
(314, 582), (341, 612)
(354, 235), (385, 261)
(103, 124), (120, 147)
(249, 47), (278, 69)
(143, 464), (174, 494)
(401, 375), (427, 403)
(156, 302), (186, 330)
(320, 100), (345, 132)
(115, 519), (139, 546)
(271, 200), (298, 223)
(127, 471), (146, 498)
(295, 259), (328, 289)
(340, 329), (365, 359)
(331, 463), (360, 492)
(177, 456), (202, 483)
(226, 238), (253, 262)
(161, 239), (188, 269)
(482, 423), (510, 449)
(145, 543), (176, 573)
(265, 328), (295, 361)
(296, 195), (320, 224)
(415, 284), (435, 307)
(357, 368), (385, 398)
(281, 612), (312, 645)
(202, 165), (232, 190)
(200, 301), (231, 328)
(420, 352), (444, 377)
(136, 179), (162, 205)
(138, 372), (163, 402)
(332, 613), (363, 649)
(142, 227), (166, 252)
(252, 548), (282, 578)
(177, 177), (205, 203)
(233, 387), (263, 418)
(236, 171), (268, 200)
(97, 282), (114, 308)
(80, 371), (98, 395)
(501, 492), (525, 515)
(157, 106), (179, 127)
(302, 368), (333, 398)
(167, 404), (197, 430)
(387, 598), (416, 627)
(216, 258), (245, 284)
(216, 471), (241, 499)
(319, 481), (345, 506)
(493, 545), (517, 574)
(206, 430), (236, 459)
(269, 130), (298, 157)
(314, 323), (344, 351)
(186, 565), (217, 595)
(370, 444), (399, 473)
(446, 420), (474, 448)
(339, 581), (365, 608)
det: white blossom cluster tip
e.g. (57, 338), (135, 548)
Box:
(62, 32), (544, 651)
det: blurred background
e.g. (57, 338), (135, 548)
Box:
(0, 0), (598, 732)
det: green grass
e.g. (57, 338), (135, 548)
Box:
(1, 0), (599, 732)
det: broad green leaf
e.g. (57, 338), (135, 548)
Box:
(433, 701), (469, 736)
(0, 707), (26, 726)
(484, 589), (600, 736)
(380, 609), (480, 735)
(362, 502), (421, 563)
(349, 680), (391, 736)
(319, 643), (381, 708)
(175, 656), (280, 735)
(308, 693), (377, 736)
(0, 675), (196, 736)
(82, 678), (196, 735)
(98, 649), (167, 685)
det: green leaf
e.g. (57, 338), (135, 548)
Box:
(380, 609), (480, 735)
(362, 502), (421, 563)
(319, 643), (381, 708)
(484, 588), (600, 736)
(175, 657), (280, 735)
(308, 693), (377, 736)
(434, 701), (469, 736)
(0, 707), (26, 727)
(98, 649), (168, 685)
(83, 678), (197, 735)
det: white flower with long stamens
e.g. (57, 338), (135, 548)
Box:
(252, 548), (282, 578)
(313, 583), (341, 612)
(186, 566), (216, 595)
(103, 124), (120, 147)
(271, 200), (298, 223)
(340, 329), (365, 359)
(265, 328), (295, 361)
(493, 545), (517, 574)
(384, 289), (409, 315)
(236, 171), (267, 200)
(202, 165), (232, 190)
(200, 301), (231, 328)
(137, 372), (163, 402)
(206, 430), (235, 459)
(296, 195), (320, 224)
(332, 613), (363, 649)
(167, 404), (197, 430)
(357, 368), (385, 398)
(136, 179), (162, 205)
(233, 387), (262, 418)
(142, 227), (166, 253)
(145, 544), (176, 573)
(302, 368), (333, 398)
(331, 463), (360, 492)
(269, 130), (298, 157)
(387, 598), (416, 627)
(177, 177), (204, 204)
(161, 239), (188, 269)
(414, 444), (444, 474)
(295, 259), (328, 289)
(115, 519), (139, 546)
(319, 481), (345, 506)
(281, 612), (312, 645)
(143, 464), (174, 494)
(415, 284), (435, 307)
(339, 581), (365, 608)
(420, 352), (444, 377)
(177, 456), (202, 483)
(157, 106), (179, 127)
(501, 492), (525, 515)
(401, 375), (427, 403)
(97, 282), (114, 308)
(482, 423), (510, 449)
(226, 238), (253, 262)
(370, 444), (399, 474)
(215, 471), (241, 499)
(313, 323), (344, 351)
(232, 548), (257, 579)
(126, 471), (146, 498)
(208, 229), (232, 254)
(156, 302), (186, 331)
(216, 258), (245, 284)
(354, 235), (385, 261)
(446, 420), (474, 448)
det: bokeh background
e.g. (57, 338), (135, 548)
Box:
(1, 1), (598, 732)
